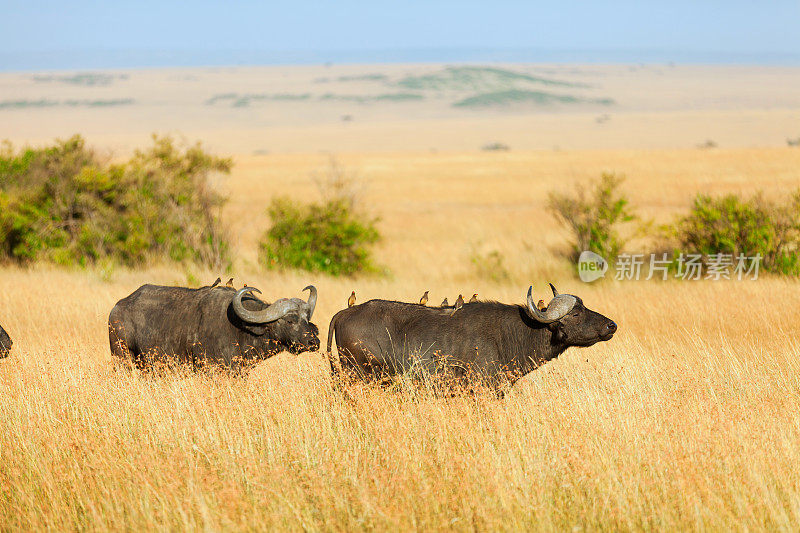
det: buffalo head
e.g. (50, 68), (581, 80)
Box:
(525, 283), (617, 347)
(232, 285), (321, 353)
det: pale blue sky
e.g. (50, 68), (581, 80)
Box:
(1, 1), (799, 70)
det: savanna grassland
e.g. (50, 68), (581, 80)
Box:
(2, 144), (800, 531)
(2, 63), (800, 153)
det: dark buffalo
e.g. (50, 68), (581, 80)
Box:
(109, 283), (320, 370)
(327, 284), (616, 391)
(0, 323), (11, 358)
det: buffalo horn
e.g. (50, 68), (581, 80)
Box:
(232, 287), (297, 324)
(525, 285), (577, 323)
(303, 285), (317, 319)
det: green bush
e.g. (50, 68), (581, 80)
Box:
(0, 134), (231, 269)
(259, 197), (380, 276)
(470, 249), (510, 283)
(670, 192), (800, 275)
(547, 173), (636, 262)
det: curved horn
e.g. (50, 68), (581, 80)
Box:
(232, 287), (296, 324)
(549, 283), (559, 297)
(303, 285), (317, 319)
(525, 286), (577, 323)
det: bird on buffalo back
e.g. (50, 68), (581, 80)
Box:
(469, 293), (478, 303)
(419, 291), (429, 306)
(537, 299), (547, 311)
(450, 294), (464, 316)
(211, 277), (221, 288)
(440, 297), (449, 307)
(226, 278), (234, 288)
(348, 291), (356, 308)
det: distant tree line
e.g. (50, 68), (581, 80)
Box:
(3, 135), (795, 278)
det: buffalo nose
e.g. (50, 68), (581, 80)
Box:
(607, 321), (617, 333)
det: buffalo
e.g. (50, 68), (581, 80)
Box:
(326, 284), (616, 392)
(0, 323), (11, 358)
(109, 283), (320, 370)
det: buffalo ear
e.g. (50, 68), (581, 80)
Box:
(548, 321), (566, 343)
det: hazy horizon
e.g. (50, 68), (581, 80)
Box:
(3, 46), (800, 73)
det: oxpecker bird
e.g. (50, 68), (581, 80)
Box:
(469, 294), (478, 303)
(537, 299), (547, 311)
(419, 291), (429, 306)
(450, 294), (464, 316)
(348, 291), (356, 308)
(211, 277), (221, 288)
(226, 278), (234, 288)
(441, 297), (449, 307)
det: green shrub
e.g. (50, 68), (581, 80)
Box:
(259, 198), (380, 276)
(0, 134), (231, 269)
(470, 249), (510, 283)
(547, 173), (636, 262)
(453, 90), (613, 108)
(670, 192), (800, 275)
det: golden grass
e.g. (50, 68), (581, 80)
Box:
(2, 148), (800, 531)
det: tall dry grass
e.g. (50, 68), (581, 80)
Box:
(2, 148), (800, 530)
